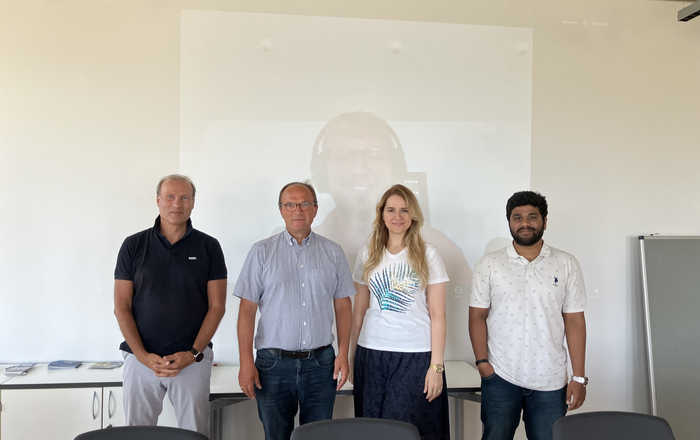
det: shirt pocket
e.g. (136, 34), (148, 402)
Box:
(309, 269), (336, 297)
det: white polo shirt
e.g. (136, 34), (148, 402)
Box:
(469, 242), (586, 391)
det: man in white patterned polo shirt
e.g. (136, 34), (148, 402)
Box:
(469, 191), (587, 440)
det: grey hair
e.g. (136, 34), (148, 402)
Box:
(156, 174), (196, 198)
(278, 180), (318, 205)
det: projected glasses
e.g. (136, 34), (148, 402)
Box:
(327, 148), (390, 171)
(279, 202), (317, 212)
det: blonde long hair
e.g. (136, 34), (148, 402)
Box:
(362, 184), (429, 286)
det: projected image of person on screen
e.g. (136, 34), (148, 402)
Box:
(310, 111), (472, 312)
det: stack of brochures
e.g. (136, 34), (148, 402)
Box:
(48, 360), (82, 369)
(89, 362), (123, 369)
(3, 363), (37, 376)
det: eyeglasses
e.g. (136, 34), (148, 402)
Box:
(279, 202), (317, 212)
(327, 148), (391, 171)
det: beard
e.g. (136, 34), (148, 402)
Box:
(510, 226), (545, 247)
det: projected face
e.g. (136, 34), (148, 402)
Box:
(323, 132), (394, 213)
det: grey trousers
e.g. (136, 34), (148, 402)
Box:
(121, 347), (213, 437)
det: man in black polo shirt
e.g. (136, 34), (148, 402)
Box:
(114, 174), (227, 436)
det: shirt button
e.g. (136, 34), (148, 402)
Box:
(303, 322), (307, 326)
(303, 341), (306, 344)
(302, 283), (305, 287)
(301, 264), (304, 268)
(303, 302), (306, 306)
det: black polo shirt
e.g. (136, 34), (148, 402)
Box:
(115, 216), (227, 356)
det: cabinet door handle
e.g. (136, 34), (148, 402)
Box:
(92, 391), (100, 420)
(108, 390), (116, 419)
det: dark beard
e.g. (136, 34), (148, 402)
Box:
(511, 227), (544, 247)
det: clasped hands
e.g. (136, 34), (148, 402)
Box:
(137, 351), (195, 377)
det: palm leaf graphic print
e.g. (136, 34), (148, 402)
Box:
(369, 262), (420, 313)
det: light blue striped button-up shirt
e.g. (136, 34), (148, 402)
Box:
(233, 230), (355, 351)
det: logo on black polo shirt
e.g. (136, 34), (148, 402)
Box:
(189, 256), (197, 260)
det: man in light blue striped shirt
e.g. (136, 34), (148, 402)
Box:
(234, 181), (355, 440)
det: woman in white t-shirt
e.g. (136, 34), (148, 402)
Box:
(350, 184), (450, 440)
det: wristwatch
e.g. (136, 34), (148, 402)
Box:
(189, 348), (204, 363)
(431, 364), (444, 374)
(571, 375), (588, 387)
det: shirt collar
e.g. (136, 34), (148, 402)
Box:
(283, 229), (313, 247)
(153, 216), (194, 241)
(506, 240), (550, 262)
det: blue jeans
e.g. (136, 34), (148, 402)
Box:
(254, 347), (337, 440)
(480, 373), (567, 440)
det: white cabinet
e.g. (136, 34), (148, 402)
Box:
(0, 386), (178, 440)
(102, 387), (124, 428)
(0, 387), (104, 440)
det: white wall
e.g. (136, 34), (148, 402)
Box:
(2, 1), (700, 439)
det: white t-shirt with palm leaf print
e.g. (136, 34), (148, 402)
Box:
(353, 243), (449, 352)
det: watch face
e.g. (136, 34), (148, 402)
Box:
(572, 376), (588, 386)
(434, 365), (444, 373)
(190, 348), (204, 362)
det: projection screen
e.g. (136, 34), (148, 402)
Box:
(180, 11), (533, 362)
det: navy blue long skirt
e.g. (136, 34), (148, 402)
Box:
(353, 345), (450, 440)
